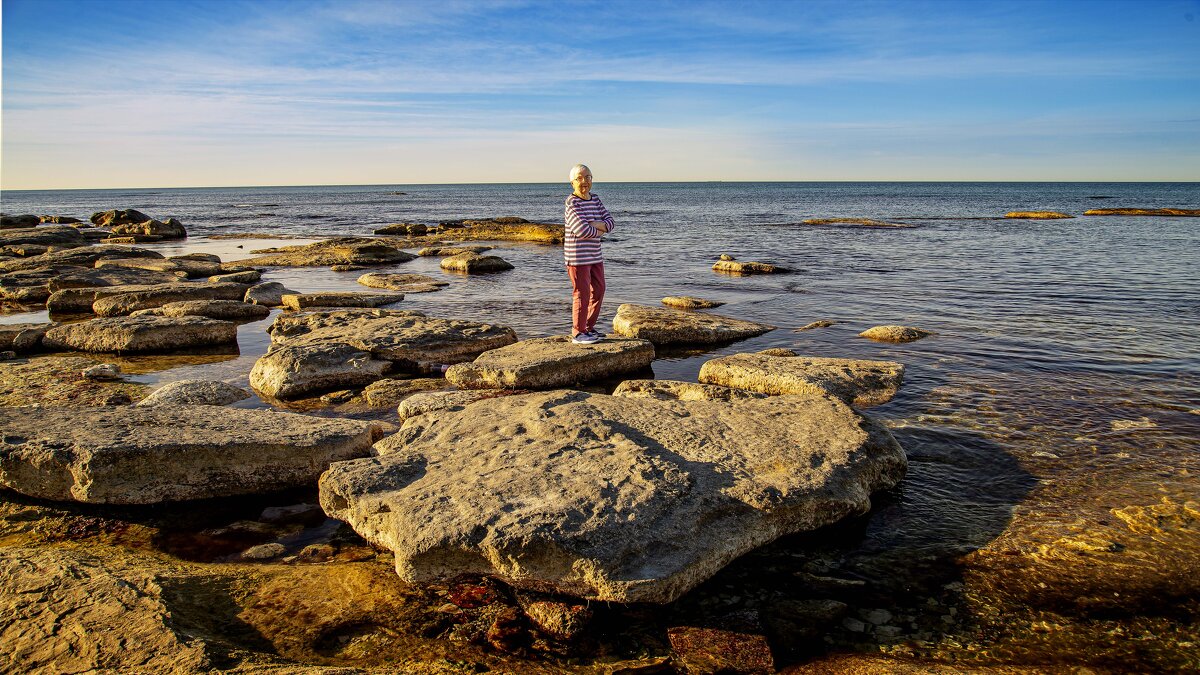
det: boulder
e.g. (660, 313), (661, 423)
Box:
(1083, 208), (1200, 217)
(90, 209), (152, 227)
(132, 299), (270, 321)
(612, 303), (775, 345)
(662, 296), (724, 309)
(241, 238), (418, 266)
(281, 292), (405, 310)
(418, 245), (494, 256)
(439, 252), (514, 273)
(1, 214), (42, 229)
(136, 379), (252, 406)
(251, 343), (392, 400)
(446, 336), (655, 390)
(858, 325), (933, 343)
(319, 389), (906, 603)
(0, 244), (163, 274)
(0, 405), (379, 503)
(357, 272), (449, 293)
(397, 389), (524, 422)
(101, 235), (163, 244)
(1004, 211), (1074, 219)
(0, 322), (54, 353)
(95, 256), (220, 278)
(698, 352), (904, 407)
(90, 282), (249, 316)
(0, 225), (87, 248)
(244, 281), (297, 306)
(802, 218), (912, 228)
(42, 316), (238, 353)
(39, 215), (82, 224)
(361, 377), (447, 406)
(712, 260), (788, 274)
(208, 270), (261, 284)
(612, 379), (767, 402)
(109, 217), (187, 240)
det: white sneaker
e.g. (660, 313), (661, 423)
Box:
(572, 332), (599, 344)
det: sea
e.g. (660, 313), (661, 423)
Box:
(2, 181), (1198, 667)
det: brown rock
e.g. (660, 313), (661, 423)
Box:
(439, 252), (514, 273)
(90, 282), (250, 316)
(858, 325), (933, 343)
(90, 209), (152, 227)
(132, 299), (270, 321)
(662, 296), (725, 309)
(612, 379), (767, 402)
(0, 356), (148, 406)
(1083, 208), (1200, 216)
(361, 377), (448, 406)
(1004, 211), (1074, 219)
(446, 336), (655, 389)
(418, 245), (494, 256)
(667, 626), (774, 674)
(712, 260), (788, 274)
(241, 237), (418, 266)
(613, 303), (775, 345)
(0, 322), (54, 353)
(357, 272), (449, 293)
(699, 352), (904, 407)
(281, 292), (405, 310)
(802, 218), (913, 228)
(42, 315), (238, 353)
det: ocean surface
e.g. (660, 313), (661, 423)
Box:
(3, 181), (1199, 667)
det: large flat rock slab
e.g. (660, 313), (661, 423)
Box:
(42, 315), (238, 353)
(446, 336), (655, 389)
(241, 238), (418, 267)
(612, 303), (775, 345)
(281, 292), (405, 310)
(0, 406), (380, 503)
(698, 352), (904, 407)
(319, 390), (906, 603)
(0, 356), (148, 406)
(0, 245), (161, 274)
(612, 379), (767, 402)
(132, 299), (271, 321)
(92, 282), (249, 316)
(0, 322), (54, 353)
(357, 272), (449, 293)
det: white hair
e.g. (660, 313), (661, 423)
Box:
(569, 164), (591, 181)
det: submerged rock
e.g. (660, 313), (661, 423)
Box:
(319, 389), (906, 603)
(668, 626), (775, 674)
(712, 259), (789, 274)
(241, 238), (418, 267)
(280, 292), (405, 310)
(858, 325), (933, 343)
(699, 352), (904, 407)
(439, 252), (514, 273)
(0, 405), (379, 503)
(445, 336), (655, 389)
(357, 272), (449, 293)
(662, 295), (725, 309)
(42, 315), (238, 353)
(0, 356), (148, 406)
(135, 379), (252, 406)
(418, 245), (494, 257)
(612, 303), (775, 345)
(802, 218), (912, 228)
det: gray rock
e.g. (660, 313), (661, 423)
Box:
(136, 379), (252, 406)
(91, 282), (249, 316)
(439, 252), (514, 273)
(109, 217), (187, 240)
(280, 292), (405, 310)
(260, 503), (325, 525)
(90, 209), (152, 227)
(661, 296), (725, 309)
(842, 617), (867, 633)
(0, 405), (379, 503)
(43, 316), (238, 353)
(611, 379), (767, 402)
(357, 272), (449, 293)
(241, 543), (286, 560)
(1, 215), (42, 229)
(251, 343), (391, 400)
(0, 351), (15, 361)
(81, 363), (122, 381)
(861, 608), (893, 625)
(698, 352), (904, 407)
(0, 225), (86, 248)
(445, 336), (655, 390)
(796, 320), (835, 331)
(244, 281), (297, 306)
(132, 299), (270, 321)
(0, 322), (54, 353)
(858, 325), (933, 343)
(417, 245), (494, 256)
(319, 389), (906, 603)
(612, 303), (775, 345)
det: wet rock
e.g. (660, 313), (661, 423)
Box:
(0, 405), (379, 503)
(718, 253), (736, 261)
(242, 543), (287, 560)
(260, 503), (325, 526)
(90, 208), (152, 227)
(0, 547), (211, 673)
(132, 298), (270, 321)
(796, 320), (835, 330)
(81, 363), (122, 381)
(1, 266), (181, 307)
(0, 244), (162, 274)
(109, 217), (187, 240)
(662, 295), (725, 309)
(319, 389), (906, 603)
(361, 377), (447, 407)
(518, 592), (593, 641)
(1, 214), (41, 229)
(1083, 208), (1200, 216)
(47, 282), (194, 313)
(712, 260), (788, 274)
(0, 225), (87, 248)
(357, 272), (449, 293)
(418, 245), (494, 256)
(208, 270), (261, 284)
(244, 281), (297, 306)
(612, 379), (767, 402)
(667, 626), (775, 674)
(43, 315), (238, 353)
(439, 252), (514, 273)
(281, 292), (405, 310)
(613, 303), (775, 345)
(241, 237), (418, 266)
(254, 343), (392, 400)
(802, 217), (913, 228)
(136, 379), (252, 406)
(397, 389), (522, 421)
(1004, 211), (1074, 219)
(0, 322), (53, 353)
(329, 264), (365, 272)
(446, 336), (655, 390)
(858, 325), (933, 343)
(39, 215), (83, 225)
(699, 352), (904, 407)
(758, 347), (797, 357)
(0, 356), (148, 406)
(374, 222), (427, 235)
(95, 256), (219, 278)
(91, 282), (249, 316)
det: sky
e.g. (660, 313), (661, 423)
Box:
(1, 0), (1199, 189)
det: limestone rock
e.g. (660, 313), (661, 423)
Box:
(132, 299), (270, 321)
(858, 325), (933, 343)
(0, 322), (53, 353)
(91, 282), (250, 317)
(1005, 211), (1074, 219)
(662, 296), (725, 309)
(612, 379), (767, 402)
(109, 217), (187, 239)
(241, 238), (418, 266)
(39, 215), (82, 224)
(374, 222), (428, 235)
(1, 214), (41, 229)
(81, 363), (122, 381)
(0, 356), (148, 407)
(0, 225), (87, 248)
(0, 244), (162, 274)
(95, 256), (218, 278)
(418, 245), (493, 256)
(796, 320), (835, 331)
(136, 379), (252, 406)
(208, 270), (261, 284)
(447, 336), (655, 390)
(397, 389), (522, 421)
(42, 315), (238, 353)
(357, 272), (449, 293)
(281, 292), (405, 310)
(0, 405), (379, 503)
(244, 281), (297, 306)
(612, 303), (775, 345)
(454, 218), (565, 244)
(439, 252), (514, 273)
(698, 352), (904, 407)
(361, 377), (448, 406)
(0, 266), (182, 307)
(319, 389), (906, 603)
(758, 347), (797, 357)
(90, 208), (152, 227)
(1083, 208), (1200, 217)
(101, 235), (162, 244)
(251, 343), (392, 400)
(712, 260), (789, 274)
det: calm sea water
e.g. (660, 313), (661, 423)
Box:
(3, 182), (1199, 663)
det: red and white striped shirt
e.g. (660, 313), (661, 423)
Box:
(564, 193), (615, 266)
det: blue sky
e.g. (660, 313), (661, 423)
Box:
(2, 0), (1198, 188)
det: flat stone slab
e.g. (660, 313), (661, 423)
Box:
(357, 272), (449, 293)
(319, 390), (906, 603)
(662, 296), (724, 309)
(361, 377), (447, 406)
(133, 299), (271, 321)
(0, 322), (54, 353)
(0, 406), (379, 503)
(1004, 211), (1073, 219)
(92, 282), (250, 317)
(418, 245), (493, 256)
(0, 266), (186, 307)
(446, 336), (655, 389)
(1082, 208), (1200, 217)
(95, 257), (220, 278)
(0, 225), (87, 249)
(439, 252), (514, 273)
(241, 238), (418, 266)
(858, 325), (933, 343)
(0, 244), (162, 274)
(42, 315), (238, 353)
(281, 292), (405, 310)
(0, 356), (148, 406)
(209, 270), (261, 284)
(396, 390), (524, 422)
(698, 352), (904, 407)
(612, 303), (775, 345)
(135, 379), (252, 406)
(612, 379), (767, 402)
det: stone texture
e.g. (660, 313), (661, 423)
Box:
(612, 303), (775, 345)
(244, 281), (297, 306)
(133, 298), (270, 321)
(81, 363), (122, 381)
(281, 292), (405, 310)
(0, 225), (87, 248)
(47, 282), (205, 314)
(88, 282), (248, 317)
(662, 296), (725, 309)
(252, 343), (392, 400)
(208, 269), (261, 284)
(0, 266), (183, 307)
(241, 237), (418, 266)
(109, 217), (187, 239)
(446, 336), (655, 390)
(712, 260), (789, 274)
(397, 389), (523, 422)
(612, 379), (767, 402)
(374, 222), (428, 236)
(42, 315), (238, 353)
(1, 214), (42, 229)
(319, 389), (906, 603)
(698, 352), (905, 407)
(1083, 208), (1200, 216)
(858, 325), (933, 343)
(357, 272), (449, 293)
(361, 377), (448, 406)
(668, 626), (775, 674)
(439, 252), (514, 273)
(0, 244), (162, 274)
(1004, 211), (1074, 219)
(802, 218), (913, 228)
(418, 245), (494, 256)
(95, 256), (219, 278)
(0, 322), (53, 353)
(0, 405), (379, 503)
(0, 356), (148, 407)
(90, 208), (152, 227)
(136, 379), (252, 406)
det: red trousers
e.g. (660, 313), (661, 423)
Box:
(567, 262), (605, 335)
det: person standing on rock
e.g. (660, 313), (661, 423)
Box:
(564, 163), (615, 344)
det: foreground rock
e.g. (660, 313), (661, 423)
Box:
(613, 303), (775, 345)
(1083, 208), (1200, 217)
(241, 238), (418, 266)
(135, 379), (252, 406)
(0, 244), (161, 274)
(250, 309), (517, 399)
(0, 406), (379, 503)
(361, 377), (447, 406)
(698, 352), (904, 407)
(612, 379), (767, 402)
(859, 325), (933, 343)
(712, 258), (789, 274)
(446, 336), (655, 389)
(439, 252), (514, 273)
(320, 389), (906, 603)
(0, 356), (148, 406)
(42, 316), (238, 353)
(95, 255), (219, 278)
(1, 266), (183, 307)
(396, 389), (523, 421)
(132, 299), (270, 321)
(357, 272), (449, 293)
(662, 296), (724, 309)
(0, 322), (54, 353)
(1004, 211), (1074, 219)
(0, 225), (88, 248)
(90, 282), (250, 316)
(281, 292), (405, 310)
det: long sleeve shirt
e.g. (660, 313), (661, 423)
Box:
(563, 192), (615, 266)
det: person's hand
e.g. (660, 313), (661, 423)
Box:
(591, 220), (609, 234)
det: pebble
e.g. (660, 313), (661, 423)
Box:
(82, 363), (122, 381)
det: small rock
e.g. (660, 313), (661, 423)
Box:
(320, 390), (356, 404)
(757, 348), (796, 357)
(875, 625), (903, 639)
(662, 296), (725, 309)
(0, 351), (16, 361)
(439, 252), (514, 273)
(1005, 211), (1074, 219)
(842, 617), (867, 632)
(82, 364), (122, 381)
(796, 320), (835, 330)
(712, 260), (787, 275)
(718, 254), (736, 261)
(518, 593), (593, 641)
(298, 544), (336, 562)
(858, 325), (933, 343)
(244, 281), (297, 306)
(241, 543), (286, 560)
(330, 264), (366, 272)
(136, 379), (251, 406)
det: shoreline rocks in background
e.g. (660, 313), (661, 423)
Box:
(319, 389), (907, 603)
(712, 257), (789, 275)
(110, 217), (187, 240)
(0, 406), (380, 503)
(662, 295), (725, 309)
(1, 215), (43, 229)
(39, 215), (83, 225)
(280, 292), (405, 311)
(439, 252), (514, 273)
(135, 379), (252, 406)
(90, 209), (152, 227)
(1004, 211), (1074, 219)
(445, 336), (655, 389)
(373, 222), (428, 236)
(42, 316), (239, 353)
(241, 238), (418, 267)
(612, 303), (775, 345)
(357, 272), (449, 293)
(698, 352), (904, 407)
(802, 218), (913, 228)
(1083, 208), (1200, 217)
(0, 225), (88, 248)
(859, 325), (933, 343)
(209, 269), (261, 284)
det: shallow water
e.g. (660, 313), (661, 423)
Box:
(2, 182), (1198, 668)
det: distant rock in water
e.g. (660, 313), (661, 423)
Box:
(241, 238), (418, 267)
(0, 215), (42, 229)
(357, 272), (448, 293)
(1083, 208), (1200, 217)
(859, 325), (933, 343)
(90, 209), (152, 227)
(374, 222), (427, 236)
(418, 245), (493, 257)
(802, 218), (913, 228)
(110, 217), (187, 240)
(439, 252), (514, 274)
(796, 320), (835, 331)
(1004, 211), (1074, 219)
(662, 296), (724, 309)
(712, 259), (789, 275)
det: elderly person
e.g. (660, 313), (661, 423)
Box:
(564, 163), (615, 344)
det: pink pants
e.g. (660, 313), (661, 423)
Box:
(567, 263), (605, 335)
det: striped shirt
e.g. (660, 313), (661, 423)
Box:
(563, 192), (615, 266)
